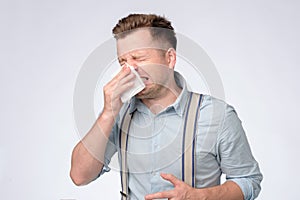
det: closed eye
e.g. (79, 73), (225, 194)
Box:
(132, 56), (146, 61)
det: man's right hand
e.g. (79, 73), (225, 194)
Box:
(102, 65), (136, 118)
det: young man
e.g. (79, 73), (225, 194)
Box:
(70, 14), (263, 200)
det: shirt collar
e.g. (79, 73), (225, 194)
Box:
(129, 71), (190, 117)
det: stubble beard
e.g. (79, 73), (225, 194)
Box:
(135, 83), (165, 99)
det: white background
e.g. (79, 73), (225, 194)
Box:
(1, 0), (299, 199)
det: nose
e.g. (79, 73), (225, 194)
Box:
(126, 62), (138, 71)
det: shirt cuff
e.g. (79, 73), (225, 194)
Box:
(228, 178), (253, 200)
(101, 164), (111, 175)
(93, 164), (110, 181)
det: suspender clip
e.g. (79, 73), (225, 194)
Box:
(120, 191), (128, 197)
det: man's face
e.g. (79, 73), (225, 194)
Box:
(116, 29), (174, 99)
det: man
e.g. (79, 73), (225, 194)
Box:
(70, 14), (263, 200)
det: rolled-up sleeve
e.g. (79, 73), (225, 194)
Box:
(96, 121), (118, 178)
(217, 105), (263, 200)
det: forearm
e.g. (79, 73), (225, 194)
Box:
(70, 66), (136, 185)
(190, 181), (244, 200)
(70, 112), (115, 185)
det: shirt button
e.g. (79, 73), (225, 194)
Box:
(151, 171), (158, 176)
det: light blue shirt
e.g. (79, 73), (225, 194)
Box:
(99, 72), (263, 200)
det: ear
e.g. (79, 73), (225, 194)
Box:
(166, 48), (176, 69)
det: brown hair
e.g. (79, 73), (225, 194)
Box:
(112, 14), (177, 49)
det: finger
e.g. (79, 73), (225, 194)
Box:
(144, 190), (174, 200)
(115, 65), (131, 81)
(118, 72), (136, 86)
(112, 81), (135, 98)
(160, 173), (181, 187)
(107, 65), (131, 86)
(112, 71), (136, 97)
(106, 67), (134, 94)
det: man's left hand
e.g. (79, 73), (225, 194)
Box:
(144, 173), (198, 200)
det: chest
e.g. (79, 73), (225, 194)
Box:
(126, 112), (184, 173)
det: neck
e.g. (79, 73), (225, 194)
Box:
(141, 80), (182, 114)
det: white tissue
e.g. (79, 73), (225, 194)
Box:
(120, 63), (145, 103)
